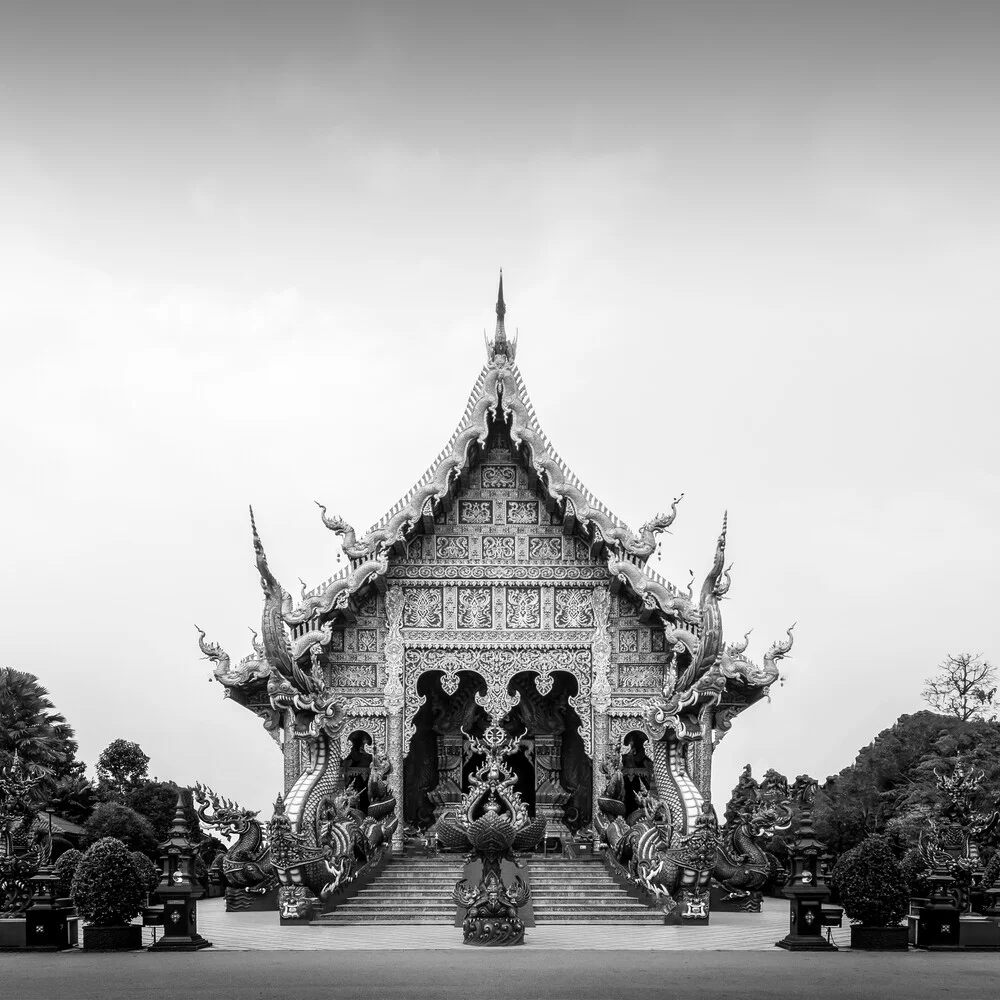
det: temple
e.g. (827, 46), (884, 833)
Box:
(196, 275), (795, 926)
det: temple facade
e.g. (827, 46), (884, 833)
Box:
(197, 276), (794, 920)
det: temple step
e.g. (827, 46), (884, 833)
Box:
(313, 853), (663, 926)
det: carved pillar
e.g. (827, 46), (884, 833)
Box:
(685, 704), (714, 798)
(426, 734), (464, 828)
(384, 586), (406, 853)
(534, 735), (573, 839)
(589, 587), (612, 834)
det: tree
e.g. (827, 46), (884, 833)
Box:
(922, 653), (997, 722)
(125, 781), (201, 843)
(96, 740), (150, 800)
(46, 774), (98, 825)
(0, 668), (79, 781)
(81, 802), (159, 857)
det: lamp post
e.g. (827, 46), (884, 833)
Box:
(149, 790), (211, 951)
(775, 776), (838, 952)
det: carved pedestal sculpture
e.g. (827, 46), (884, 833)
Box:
(534, 735), (573, 843)
(427, 737), (465, 831)
(438, 725), (546, 945)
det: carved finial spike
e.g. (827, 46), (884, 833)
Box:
(496, 268), (505, 321)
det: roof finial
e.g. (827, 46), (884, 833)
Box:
(486, 269), (516, 361)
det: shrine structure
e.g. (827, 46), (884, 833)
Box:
(196, 276), (795, 925)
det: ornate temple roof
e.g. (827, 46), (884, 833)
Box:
(303, 274), (685, 609)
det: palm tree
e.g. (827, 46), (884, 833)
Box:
(0, 668), (79, 782)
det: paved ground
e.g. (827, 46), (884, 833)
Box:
(145, 895), (852, 951)
(2, 949), (999, 1000)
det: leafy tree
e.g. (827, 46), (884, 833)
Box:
(0, 668), (79, 782)
(130, 850), (161, 896)
(53, 848), (83, 898)
(922, 653), (997, 722)
(125, 781), (201, 842)
(96, 740), (150, 800)
(813, 711), (1000, 856)
(81, 802), (158, 858)
(46, 774), (97, 825)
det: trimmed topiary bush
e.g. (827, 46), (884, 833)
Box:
(53, 848), (83, 898)
(831, 835), (909, 927)
(71, 837), (144, 927)
(130, 850), (160, 897)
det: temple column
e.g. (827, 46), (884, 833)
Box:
(589, 586), (612, 833)
(687, 704), (714, 800)
(386, 709), (404, 853)
(383, 586), (406, 853)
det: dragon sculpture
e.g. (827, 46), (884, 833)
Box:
(438, 725), (546, 945)
(192, 783), (277, 906)
(198, 508), (398, 921)
(917, 756), (1000, 913)
(713, 764), (793, 911)
(0, 755), (46, 917)
(592, 515), (795, 919)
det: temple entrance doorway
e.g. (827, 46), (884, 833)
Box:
(342, 730), (373, 814)
(403, 669), (593, 845)
(621, 730), (654, 819)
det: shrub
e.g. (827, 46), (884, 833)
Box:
(831, 835), (909, 927)
(130, 850), (161, 896)
(982, 852), (1000, 891)
(52, 848), (82, 898)
(70, 837), (144, 927)
(82, 801), (158, 857)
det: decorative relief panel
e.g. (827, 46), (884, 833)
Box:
(403, 647), (593, 753)
(619, 629), (638, 653)
(482, 466), (516, 489)
(387, 564), (607, 582)
(482, 536), (515, 561)
(505, 588), (541, 629)
(528, 536), (562, 561)
(459, 500), (493, 524)
(457, 588), (492, 629)
(554, 588), (596, 628)
(403, 588), (444, 628)
(330, 663), (378, 688)
(357, 629), (378, 653)
(406, 538), (425, 562)
(328, 630), (345, 653)
(618, 594), (638, 618)
(435, 536), (469, 560)
(651, 630), (666, 653)
(617, 663), (662, 689)
(506, 500), (538, 525)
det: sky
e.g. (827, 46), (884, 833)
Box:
(1, 1), (998, 817)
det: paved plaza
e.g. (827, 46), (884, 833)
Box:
(146, 895), (850, 951)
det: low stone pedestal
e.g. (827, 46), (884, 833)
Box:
(850, 925), (908, 951)
(913, 904), (960, 949)
(958, 915), (1000, 949)
(710, 884), (762, 913)
(82, 924), (143, 951)
(149, 895), (212, 951)
(225, 886), (278, 912)
(0, 918), (26, 950)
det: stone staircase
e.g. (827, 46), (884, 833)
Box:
(314, 853), (662, 926)
(528, 857), (663, 924)
(314, 854), (461, 925)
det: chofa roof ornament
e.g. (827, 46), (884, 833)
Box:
(485, 269), (517, 362)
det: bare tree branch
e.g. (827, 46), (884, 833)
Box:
(922, 653), (997, 722)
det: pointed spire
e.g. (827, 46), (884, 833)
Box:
(486, 269), (516, 361)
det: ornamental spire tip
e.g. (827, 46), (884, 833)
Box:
(486, 269), (517, 361)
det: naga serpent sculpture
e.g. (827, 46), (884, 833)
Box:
(192, 784), (277, 901)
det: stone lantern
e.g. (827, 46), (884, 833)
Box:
(775, 776), (837, 951)
(149, 790), (211, 951)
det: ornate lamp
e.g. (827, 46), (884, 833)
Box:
(149, 790), (211, 951)
(775, 776), (837, 951)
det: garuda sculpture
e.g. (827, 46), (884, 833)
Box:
(713, 764), (793, 911)
(437, 725), (546, 945)
(192, 783), (277, 905)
